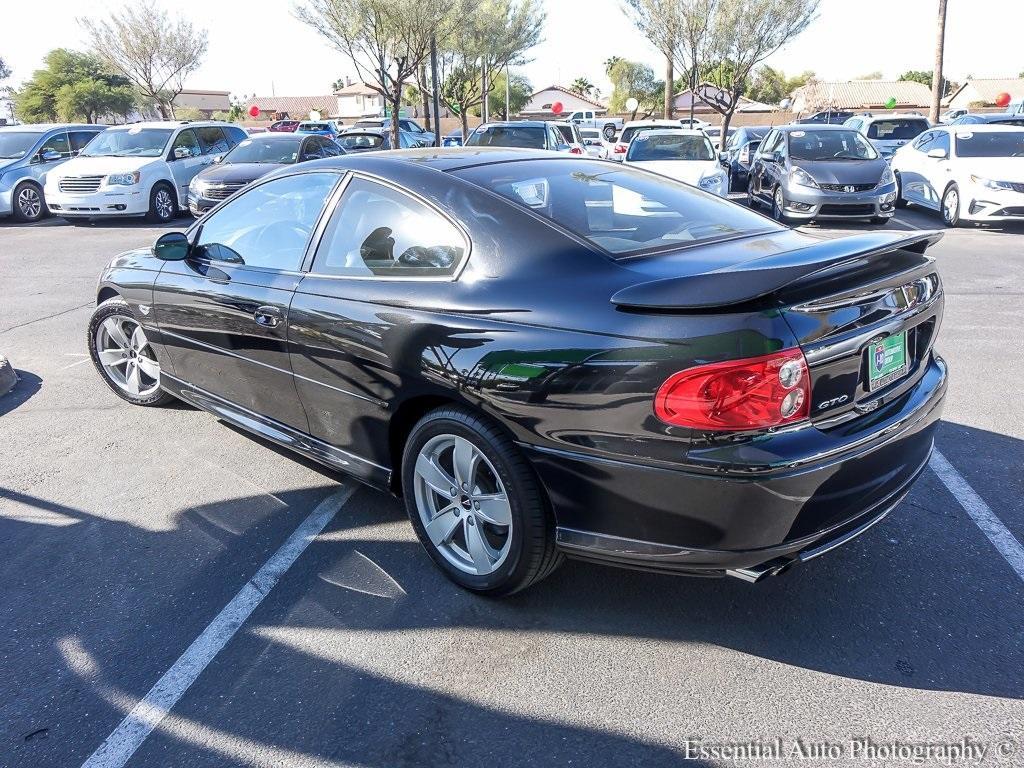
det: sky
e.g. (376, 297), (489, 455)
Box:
(1, 0), (1021, 101)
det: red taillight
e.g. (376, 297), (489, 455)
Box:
(654, 349), (810, 431)
(613, 144), (627, 153)
(570, 146), (583, 154)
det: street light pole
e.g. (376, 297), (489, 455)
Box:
(430, 37), (442, 147)
(930, 0), (948, 124)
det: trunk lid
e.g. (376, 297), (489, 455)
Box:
(613, 229), (945, 424)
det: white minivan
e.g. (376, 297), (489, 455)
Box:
(45, 121), (247, 222)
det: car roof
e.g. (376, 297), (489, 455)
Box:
(476, 121), (548, 129)
(242, 132), (306, 140)
(0, 123), (102, 133)
(276, 146), (574, 175)
(938, 123), (1023, 133)
(777, 123), (852, 132)
(857, 113), (929, 122)
(638, 128), (707, 137)
(622, 119), (681, 128)
(104, 120), (229, 131)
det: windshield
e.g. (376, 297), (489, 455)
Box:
(81, 128), (173, 158)
(353, 120), (382, 129)
(788, 129), (878, 161)
(338, 133), (384, 150)
(299, 123), (330, 131)
(465, 126), (546, 149)
(224, 137), (302, 164)
(0, 132), (40, 159)
(866, 119), (929, 140)
(627, 134), (714, 162)
(955, 131), (1024, 157)
(455, 159), (778, 257)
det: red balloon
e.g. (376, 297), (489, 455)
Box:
(551, 101), (564, 116)
(248, 105), (260, 118)
(996, 92), (1011, 108)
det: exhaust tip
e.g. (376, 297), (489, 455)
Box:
(726, 558), (793, 583)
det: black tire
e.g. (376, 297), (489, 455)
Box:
(602, 124), (616, 141)
(725, 169), (734, 194)
(771, 185), (793, 225)
(12, 181), (46, 222)
(88, 297), (174, 407)
(894, 171), (908, 208)
(146, 181), (177, 224)
(401, 406), (562, 596)
(941, 183), (961, 227)
(747, 179), (760, 209)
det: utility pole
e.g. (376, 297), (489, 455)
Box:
(930, 0), (948, 124)
(664, 55), (674, 120)
(430, 37), (441, 147)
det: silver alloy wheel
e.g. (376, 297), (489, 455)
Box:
(774, 186), (785, 219)
(413, 433), (513, 576)
(943, 188), (958, 224)
(154, 187), (174, 220)
(17, 186), (42, 219)
(94, 315), (161, 397)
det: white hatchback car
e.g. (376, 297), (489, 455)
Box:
(623, 129), (728, 197)
(890, 123), (1024, 226)
(45, 121), (248, 222)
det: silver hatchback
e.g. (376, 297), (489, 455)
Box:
(0, 123), (105, 222)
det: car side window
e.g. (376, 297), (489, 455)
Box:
(932, 132), (950, 156)
(225, 126), (248, 147)
(914, 131), (935, 152)
(69, 130), (100, 155)
(196, 127), (229, 155)
(298, 138), (321, 162)
(548, 127), (564, 149)
(171, 129), (201, 158)
(312, 177), (466, 278)
(757, 131), (776, 155)
(318, 137), (342, 157)
(193, 172), (338, 271)
(38, 131), (71, 160)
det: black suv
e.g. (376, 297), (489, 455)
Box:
(719, 125), (770, 193)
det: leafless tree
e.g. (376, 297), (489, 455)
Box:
(80, 1), (208, 119)
(295, 0), (466, 145)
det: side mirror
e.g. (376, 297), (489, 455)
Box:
(212, 154), (224, 164)
(926, 148), (947, 159)
(718, 151), (728, 164)
(173, 146), (192, 160)
(153, 232), (190, 261)
(40, 150), (62, 162)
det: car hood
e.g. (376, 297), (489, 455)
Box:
(628, 159), (719, 184)
(51, 155), (159, 177)
(792, 158), (887, 185)
(0, 157), (21, 173)
(956, 156), (1024, 181)
(195, 162), (286, 184)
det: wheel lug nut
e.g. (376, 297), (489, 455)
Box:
(450, 487), (456, 496)
(467, 517), (475, 526)
(474, 502), (480, 509)
(462, 483), (468, 490)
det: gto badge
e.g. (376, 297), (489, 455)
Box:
(818, 395), (849, 410)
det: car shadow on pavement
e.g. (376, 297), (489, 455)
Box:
(1, 422), (1021, 766)
(0, 370), (41, 417)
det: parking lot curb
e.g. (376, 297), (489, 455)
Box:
(0, 356), (17, 398)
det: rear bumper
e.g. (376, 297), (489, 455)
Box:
(525, 353), (946, 576)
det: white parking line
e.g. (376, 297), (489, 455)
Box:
(79, 485), (355, 768)
(930, 449), (1024, 583)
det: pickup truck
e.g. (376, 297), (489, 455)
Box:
(565, 110), (624, 141)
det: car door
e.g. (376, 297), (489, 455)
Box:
(750, 130), (780, 200)
(151, 171), (341, 431)
(167, 129), (207, 205)
(287, 175), (470, 482)
(68, 129), (102, 158)
(896, 131), (931, 206)
(917, 131), (951, 209)
(30, 129), (71, 186)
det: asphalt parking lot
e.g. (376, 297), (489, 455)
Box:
(1, 205), (1023, 767)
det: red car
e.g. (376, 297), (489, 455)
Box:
(268, 120), (300, 133)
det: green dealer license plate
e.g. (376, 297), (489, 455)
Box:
(867, 332), (909, 391)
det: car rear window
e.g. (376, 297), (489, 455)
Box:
(866, 119), (929, 140)
(338, 133), (384, 150)
(465, 126), (546, 149)
(627, 133), (714, 162)
(455, 159), (779, 257)
(619, 125), (669, 144)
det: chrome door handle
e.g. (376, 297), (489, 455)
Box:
(253, 306), (283, 328)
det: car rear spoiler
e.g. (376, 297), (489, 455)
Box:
(610, 230), (944, 310)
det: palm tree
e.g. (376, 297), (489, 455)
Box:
(570, 77), (595, 97)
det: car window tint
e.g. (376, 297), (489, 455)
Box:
(456, 159), (780, 257)
(932, 132), (950, 155)
(69, 130), (100, 154)
(225, 126), (248, 147)
(171, 129), (201, 157)
(313, 178), (466, 278)
(299, 138), (322, 161)
(867, 119), (929, 140)
(196, 126), (229, 155)
(39, 131), (71, 159)
(194, 172), (337, 271)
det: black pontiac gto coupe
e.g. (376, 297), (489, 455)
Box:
(88, 149), (947, 595)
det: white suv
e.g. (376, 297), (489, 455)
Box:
(45, 121), (247, 223)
